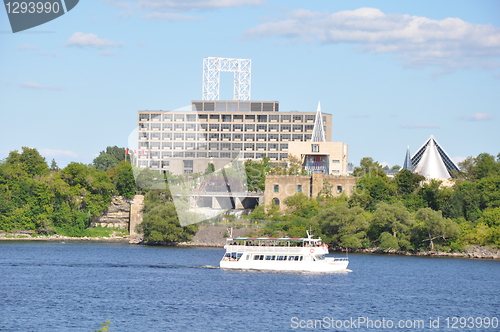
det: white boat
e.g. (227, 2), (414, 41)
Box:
(219, 231), (349, 272)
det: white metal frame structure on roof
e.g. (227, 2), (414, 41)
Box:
(411, 135), (459, 178)
(202, 57), (251, 101)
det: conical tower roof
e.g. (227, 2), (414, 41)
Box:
(311, 101), (326, 142)
(402, 146), (412, 171)
(411, 135), (459, 178)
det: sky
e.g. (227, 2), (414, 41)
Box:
(1, 0), (499, 168)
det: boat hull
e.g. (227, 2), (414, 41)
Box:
(220, 258), (348, 272)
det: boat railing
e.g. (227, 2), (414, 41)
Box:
(224, 245), (304, 253)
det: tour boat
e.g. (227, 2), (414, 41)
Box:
(219, 231), (349, 272)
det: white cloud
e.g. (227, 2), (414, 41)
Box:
(17, 44), (38, 50)
(141, 12), (203, 21)
(39, 149), (79, 158)
(37, 51), (57, 57)
(351, 114), (370, 118)
(99, 50), (117, 56)
(243, 7), (500, 72)
(459, 112), (494, 121)
(65, 32), (125, 49)
(20, 82), (63, 91)
(123, 0), (261, 11)
(401, 123), (439, 129)
(104, 0), (263, 20)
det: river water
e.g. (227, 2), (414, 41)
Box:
(0, 241), (499, 332)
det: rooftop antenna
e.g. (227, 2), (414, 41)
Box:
(202, 57), (251, 101)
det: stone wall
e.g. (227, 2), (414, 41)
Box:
(264, 174), (356, 211)
(91, 196), (132, 229)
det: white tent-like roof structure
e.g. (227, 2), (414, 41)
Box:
(411, 135), (459, 179)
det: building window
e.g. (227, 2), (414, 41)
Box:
(337, 185), (343, 194)
(161, 161), (169, 168)
(312, 144), (319, 152)
(273, 198), (280, 206)
(297, 185), (302, 192)
(332, 159), (340, 163)
(244, 124), (255, 131)
(255, 153), (266, 159)
(273, 184), (279, 192)
(257, 115), (267, 122)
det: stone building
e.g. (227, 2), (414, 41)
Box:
(264, 173), (356, 211)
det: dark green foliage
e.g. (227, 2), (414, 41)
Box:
(256, 154), (499, 252)
(245, 157), (270, 192)
(369, 202), (413, 250)
(93, 146), (129, 171)
(311, 203), (369, 248)
(109, 161), (136, 198)
(139, 190), (197, 244)
(0, 148), (120, 236)
(413, 208), (460, 251)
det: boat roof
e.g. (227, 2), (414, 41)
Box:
(227, 237), (321, 242)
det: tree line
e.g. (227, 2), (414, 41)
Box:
(250, 153), (500, 252)
(0, 146), (136, 236)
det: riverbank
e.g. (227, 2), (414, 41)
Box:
(0, 232), (130, 242)
(2, 227), (499, 260)
(354, 246), (500, 260)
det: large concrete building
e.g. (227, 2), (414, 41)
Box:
(136, 100), (338, 175)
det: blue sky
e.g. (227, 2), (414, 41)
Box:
(1, 0), (499, 168)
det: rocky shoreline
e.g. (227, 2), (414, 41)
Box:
(2, 227), (499, 260)
(0, 233), (130, 242)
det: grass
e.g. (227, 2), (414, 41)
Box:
(85, 227), (129, 238)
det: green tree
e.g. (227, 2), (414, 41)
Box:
(110, 161), (136, 198)
(352, 157), (387, 178)
(93, 154), (119, 172)
(49, 159), (60, 171)
(6, 147), (49, 177)
(393, 169), (425, 196)
(139, 190), (197, 244)
(369, 202), (413, 250)
(245, 157), (270, 192)
(311, 203), (369, 248)
(413, 208), (460, 251)
(269, 154), (306, 176)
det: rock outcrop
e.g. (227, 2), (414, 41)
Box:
(91, 196), (131, 229)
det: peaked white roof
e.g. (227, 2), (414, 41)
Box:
(311, 102), (326, 142)
(411, 135), (459, 178)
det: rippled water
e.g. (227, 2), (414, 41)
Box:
(1, 241), (499, 331)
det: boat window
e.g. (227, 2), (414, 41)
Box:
(315, 255), (324, 260)
(265, 255), (276, 260)
(253, 255), (265, 260)
(246, 255), (250, 260)
(277, 255), (286, 261)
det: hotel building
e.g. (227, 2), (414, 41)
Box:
(136, 100), (351, 176)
